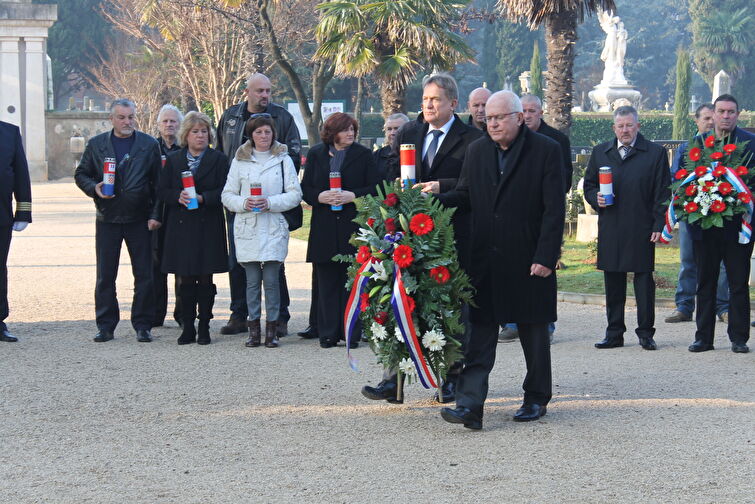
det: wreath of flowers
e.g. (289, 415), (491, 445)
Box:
(335, 182), (474, 386)
(670, 134), (753, 229)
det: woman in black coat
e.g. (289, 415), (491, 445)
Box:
(301, 113), (381, 348)
(158, 111), (229, 345)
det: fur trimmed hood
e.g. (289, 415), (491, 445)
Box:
(234, 140), (288, 161)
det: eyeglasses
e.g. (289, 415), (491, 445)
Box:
(484, 111), (519, 123)
(250, 113), (271, 119)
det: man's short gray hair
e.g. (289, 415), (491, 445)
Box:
(385, 113), (410, 124)
(488, 90), (523, 113)
(695, 103), (714, 119)
(110, 98), (136, 114)
(246, 72), (270, 89)
(157, 103), (184, 123)
(520, 94), (542, 109)
(422, 73), (458, 102)
(613, 105), (638, 122)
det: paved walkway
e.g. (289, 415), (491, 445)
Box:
(1, 181), (753, 503)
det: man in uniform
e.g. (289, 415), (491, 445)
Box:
(0, 121), (32, 342)
(216, 73), (302, 338)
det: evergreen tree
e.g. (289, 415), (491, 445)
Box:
(480, 20), (499, 90)
(672, 47), (691, 140)
(529, 40), (543, 99)
(495, 19), (537, 94)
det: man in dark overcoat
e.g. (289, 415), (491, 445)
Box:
(584, 106), (670, 351)
(438, 91), (565, 430)
(687, 94), (755, 354)
(0, 121), (32, 342)
(74, 99), (162, 343)
(362, 73), (482, 404)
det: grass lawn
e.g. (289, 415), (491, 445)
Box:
(289, 207), (753, 299)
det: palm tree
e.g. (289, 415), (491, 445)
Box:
(497, 0), (615, 135)
(691, 6), (753, 88)
(314, 0), (475, 116)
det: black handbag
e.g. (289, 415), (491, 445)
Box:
(279, 161), (303, 231)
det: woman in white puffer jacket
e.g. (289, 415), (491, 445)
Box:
(221, 115), (302, 348)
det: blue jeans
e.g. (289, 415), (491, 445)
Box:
(504, 322), (556, 333)
(675, 221), (729, 316)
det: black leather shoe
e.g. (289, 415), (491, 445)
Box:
(93, 331), (114, 343)
(298, 326), (319, 339)
(595, 337), (624, 349)
(136, 329), (152, 343)
(220, 317), (247, 335)
(688, 340), (714, 352)
(319, 339), (338, 348)
(731, 342), (750, 353)
(513, 403), (547, 422)
(361, 379), (403, 404)
(434, 380), (456, 403)
(639, 336), (657, 350)
(440, 406), (482, 430)
(0, 329), (18, 342)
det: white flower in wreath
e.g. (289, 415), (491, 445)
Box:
(399, 357), (416, 376)
(355, 228), (374, 243)
(371, 260), (389, 282)
(395, 326), (404, 342)
(422, 329), (446, 352)
(370, 321), (387, 341)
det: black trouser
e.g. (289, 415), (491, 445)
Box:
(456, 321), (552, 417)
(151, 226), (182, 325)
(95, 220), (154, 332)
(226, 210), (290, 322)
(604, 271), (655, 340)
(694, 230), (753, 345)
(307, 265), (318, 330)
(0, 225), (12, 331)
(314, 261), (349, 344)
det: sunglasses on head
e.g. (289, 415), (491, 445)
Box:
(250, 113), (271, 119)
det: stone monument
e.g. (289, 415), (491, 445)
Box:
(0, 0), (57, 181)
(588, 10), (642, 112)
(712, 70), (731, 102)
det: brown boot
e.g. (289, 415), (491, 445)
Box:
(245, 319), (261, 347)
(264, 320), (279, 348)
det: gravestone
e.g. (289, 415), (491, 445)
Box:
(712, 70), (731, 102)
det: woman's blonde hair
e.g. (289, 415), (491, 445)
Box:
(178, 111), (215, 147)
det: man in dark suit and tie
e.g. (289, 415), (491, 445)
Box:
(438, 90), (565, 429)
(583, 106), (670, 351)
(362, 73), (482, 404)
(688, 94), (755, 354)
(0, 121), (32, 342)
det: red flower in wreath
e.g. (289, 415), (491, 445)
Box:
(360, 292), (370, 312)
(393, 244), (414, 268)
(689, 147), (701, 161)
(685, 185), (697, 196)
(738, 192), (752, 204)
(718, 182), (733, 196)
(409, 213), (434, 235)
(356, 245), (371, 264)
(684, 201), (699, 213)
(406, 295), (416, 313)
(373, 311), (388, 325)
(710, 151), (724, 161)
(710, 200), (726, 213)
(712, 165), (727, 177)
(430, 266), (451, 284)
(695, 166), (708, 177)
(723, 143), (737, 155)
(736, 166), (748, 176)
(702, 181), (715, 192)
(367, 217), (375, 227)
(384, 218), (396, 234)
(704, 135), (716, 148)
(383, 193), (399, 207)
(674, 169), (688, 180)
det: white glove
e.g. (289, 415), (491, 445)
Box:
(12, 221), (29, 232)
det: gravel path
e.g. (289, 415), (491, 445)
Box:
(1, 180), (753, 503)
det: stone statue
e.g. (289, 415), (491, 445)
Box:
(598, 11), (628, 85)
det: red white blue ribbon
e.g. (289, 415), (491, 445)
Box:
(660, 165), (754, 245)
(343, 258), (375, 371)
(390, 267), (438, 389)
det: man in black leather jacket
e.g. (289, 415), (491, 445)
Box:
(216, 73), (302, 338)
(75, 99), (162, 344)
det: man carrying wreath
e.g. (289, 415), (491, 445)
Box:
(687, 94), (755, 354)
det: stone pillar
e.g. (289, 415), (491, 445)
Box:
(24, 36), (47, 177)
(0, 36), (22, 125)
